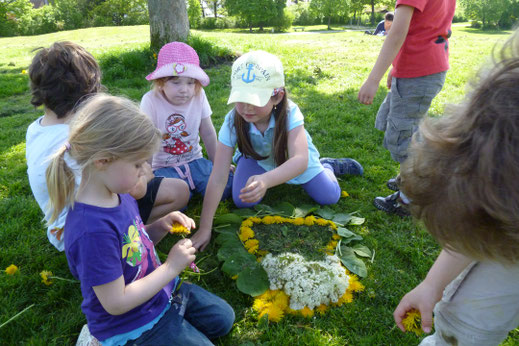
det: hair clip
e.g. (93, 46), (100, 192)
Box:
(64, 141), (71, 151)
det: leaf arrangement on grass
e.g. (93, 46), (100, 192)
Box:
(214, 201), (372, 323)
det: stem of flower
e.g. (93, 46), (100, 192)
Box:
(0, 304), (35, 329)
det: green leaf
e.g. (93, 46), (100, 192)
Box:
(236, 263), (269, 296)
(221, 251), (257, 276)
(232, 208), (258, 218)
(336, 227), (355, 238)
(256, 314), (269, 330)
(214, 213), (243, 226)
(214, 225), (239, 235)
(294, 204), (319, 218)
(352, 244), (372, 258)
(349, 216), (365, 225)
(215, 233), (238, 246)
(332, 213), (353, 225)
(273, 201), (296, 217)
(314, 206), (335, 220)
(217, 242), (248, 262)
(253, 204), (277, 214)
(339, 246), (367, 277)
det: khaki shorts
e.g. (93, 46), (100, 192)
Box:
(375, 72), (446, 163)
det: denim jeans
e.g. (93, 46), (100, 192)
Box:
(125, 283), (235, 345)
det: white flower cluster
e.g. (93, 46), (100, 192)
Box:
(261, 252), (349, 310)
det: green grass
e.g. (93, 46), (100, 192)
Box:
(1, 25), (518, 345)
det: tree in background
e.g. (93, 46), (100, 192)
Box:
(460, 0), (513, 29)
(187, 0), (202, 28)
(206, 0), (220, 18)
(225, 0), (286, 32)
(148, 0), (189, 51)
(309, 0), (350, 30)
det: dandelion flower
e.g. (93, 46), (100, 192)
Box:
(316, 304), (328, 315)
(316, 218), (328, 226)
(40, 270), (54, 286)
(253, 298), (266, 312)
(293, 217), (304, 225)
(262, 216), (275, 224)
(231, 275), (238, 280)
(304, 215), (316, 226)
(259, 303), (284, 322)
(244, 239), (259, 254)
(239, 227), (255, 242)
(335, 291), (353, 306)
(273, 290), (289, 310)
(332, 234), (341, 240)
(241, 219), (253, 227)
(341, 190), (349, 198)
(169, 222), (191, 236)
(249, 217), (262, 223)
(299, 306), (314, 318)
(273, 216), (285, 223)
(5, 264), (18, 275)
(402, 309), (425, 336)
(348, 276), (365, 292)
(21, 69), (27, 74)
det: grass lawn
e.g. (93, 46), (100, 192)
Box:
(1, 25), (518, 345)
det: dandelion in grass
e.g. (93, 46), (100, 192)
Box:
(40, 270), (53, 286)
(262, 215), (275, 224)
(293, 217), (304, 225)
(5, 264), (18, 275)
(299, 306), (314, 318)
(258, 303), (284, 322)
(402, 309), (425, 336)
(244, 239), (259, 254)
(316, 304), (328, 315)
(341, 190), (349, 198)
(169, 222), (191, 236)
(21, 69), (27, 74)
(238, 227), (254, 242)
(241, 219), (253, 227)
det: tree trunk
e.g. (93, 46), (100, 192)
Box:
(214, 1), (217, 18)
(148, 0), (189, 52)
(327, 16), (331, 30)
(200, 0), (205, 17)
(370, 0), (375, 25)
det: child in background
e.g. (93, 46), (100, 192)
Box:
(358, 0), (456, 217)
(365, 12), (394, 36)
(394, 31), (519, 345)
(46, 94), (235, 345)
(192, 50), (363, 251)
(25, 41), (189, 252)
(141, 41), (232, 201)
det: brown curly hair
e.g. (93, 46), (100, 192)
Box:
(29, 41), (102, 118)
(401, 30), (519, 263)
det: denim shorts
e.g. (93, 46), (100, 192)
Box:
(375, 71), (446, 163)
(136, 176), (164, 224)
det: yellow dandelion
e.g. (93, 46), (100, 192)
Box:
(293, 217), (304, 225)
(332, 234), (341, 240)
(258, 303), (284, 322)
(253, 298), (267, 312)
(238, 227), (254, 242)
(273, 216), (285, 223)
(273, 290), (289, 310)
(21, 69), (27, 74)
(153, 53), (157, 59)
(241, 219), (253, 227)
(286, 306), (298, 315)
(316, 304), (328, 315)
(348, 276), (365, 293)
(244, 239), (259, 254)
(249, 217), (262, 223)
(284, 218), (294, 224)
(40, 270), (54, 286)
(328, 221), (338, 230)
(169, 222), (191, 236)
(231, 275), (238, 280)
(257, 250), (269, 256)
(304, 215), (316, 226)
(5, 264), (18, 275)
(262, 215), (275, 224)
(316, 218), (328, 226)
(341, 190), (349, 198)
(326, 241), (337, 251)
(402, 309), (425, 336)
(299, 306), (314, 318)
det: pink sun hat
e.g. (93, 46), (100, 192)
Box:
(146, 42), (210, 86)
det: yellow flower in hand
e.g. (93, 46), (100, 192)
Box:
(5, 264), (18, 275)
(402, 309), (426, 336)
(169, 222), (191, 236)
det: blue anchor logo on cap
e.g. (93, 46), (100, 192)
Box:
(241, 64), (256, 83)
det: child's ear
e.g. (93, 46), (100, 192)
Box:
(273, 89), (285, 105)
(93, 158), (110, 170)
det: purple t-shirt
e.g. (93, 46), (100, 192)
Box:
(64, 194), (174, 341)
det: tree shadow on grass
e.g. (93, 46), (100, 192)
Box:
(459, 27), (513, 35)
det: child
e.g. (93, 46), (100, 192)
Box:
(141, 41), (232, 201)
(46, 94), (235, 345)
(393, 31), (519, 345)
(192, 50), (363, 251)
(365, 12), (394, 36)
(358, 0), (456, 217)
(25, 41), (189, 251)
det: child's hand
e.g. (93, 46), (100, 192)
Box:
(166, 238), (196, 274)
(239, 175), (268, 203)
(190, 227), (211, 252)
(358, 79), (379, 105)
(393, 281), (442, 334)
(159, 211), (196, 234)
(386, 68), (393, 89)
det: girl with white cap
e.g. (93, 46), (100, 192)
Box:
(141, 42), (233, 204)
(192, 50), (363, 251)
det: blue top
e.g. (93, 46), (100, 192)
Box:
(218, 99), (323, 184)
(65, 194), (177, 341)
(373, 20), (386, 35)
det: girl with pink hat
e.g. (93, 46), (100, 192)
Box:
(141, 42), (233, 204)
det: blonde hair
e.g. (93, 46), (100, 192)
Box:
(46, 94), (160, 223)
(151, 76), (202, 95)
(401, 30), (519, 263)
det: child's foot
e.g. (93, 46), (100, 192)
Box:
(320, 158), (364, 176)
(386, 177), (399, 191)
(373, 191), (410, 217)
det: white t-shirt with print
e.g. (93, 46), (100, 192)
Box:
(140, 89), (212, 170)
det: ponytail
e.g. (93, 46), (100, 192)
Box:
(46, 145), (76, 224)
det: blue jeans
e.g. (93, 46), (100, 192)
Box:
(126, 283), (235, 345)
(154, 158), (233, 200)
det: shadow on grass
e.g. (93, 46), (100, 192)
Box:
(459, 27), (513, 35)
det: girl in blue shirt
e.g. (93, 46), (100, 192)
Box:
(192, 50), (363, 251)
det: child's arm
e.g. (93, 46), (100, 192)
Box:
(93, 238), (196, 315)
(199, 117), (217, 162)
(192, 142), (234, 251)
(393, 250), (473, 333)
(145, 211), (196, 244)
(358, 5), (414, 105)
(239, 125), (308, 204)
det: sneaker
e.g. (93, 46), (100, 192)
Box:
(386, 177), (399, 191)
(373, 191), (410, 217)
(320, 158), (364, 176)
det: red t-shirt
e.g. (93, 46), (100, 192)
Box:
(392, 0), (456, 78)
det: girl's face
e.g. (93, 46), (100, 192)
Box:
(162, 77), (196, 106)
(100, 158), (147, 194)
(235, 98), (277, 127)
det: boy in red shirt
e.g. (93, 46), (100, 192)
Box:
(358, 0), (456, 216)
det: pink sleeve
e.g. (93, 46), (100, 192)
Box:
(396, 0), (426, 12)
